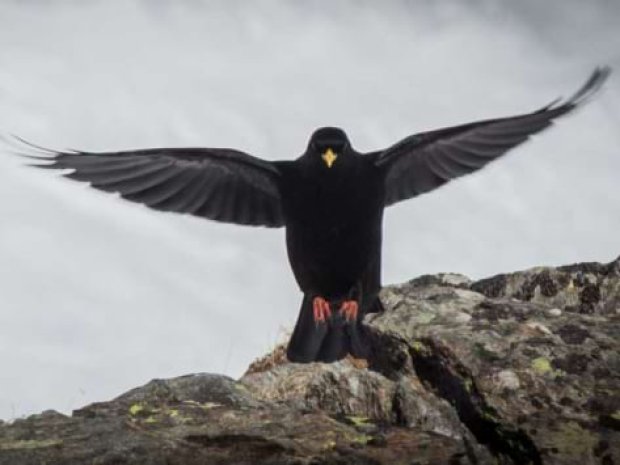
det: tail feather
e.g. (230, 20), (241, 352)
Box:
(286, 295), (327, 363)
(286, 295), (375, 363)
(317, 320), (349, 362)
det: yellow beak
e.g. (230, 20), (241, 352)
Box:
(322, 148), (337, 168)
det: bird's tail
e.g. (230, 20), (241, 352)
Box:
(286, 295), (372, 363)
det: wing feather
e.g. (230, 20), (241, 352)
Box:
(373, 67), (611, 206)
(431, 146), (477, 177)
(437, 145), (488, 169)
(122, 168), (195, 206)
(67, 160), (171, 186)
(21, 145), (285, 227)
(94, 164), (183, 195)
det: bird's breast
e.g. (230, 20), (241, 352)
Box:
(280, 162), (384, 296)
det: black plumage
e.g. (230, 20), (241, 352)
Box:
(16, 67), (610, 363)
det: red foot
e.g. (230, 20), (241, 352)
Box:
(312, 296), (331, 323)
(340, 300), (359, 322)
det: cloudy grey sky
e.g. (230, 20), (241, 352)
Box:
(0, 0), (618, 420)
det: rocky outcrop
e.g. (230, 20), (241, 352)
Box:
(1, 257), (618, 465)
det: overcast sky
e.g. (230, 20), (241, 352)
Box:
(0, 0), (618, 420)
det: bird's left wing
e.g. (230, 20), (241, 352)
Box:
(372, 67), (611, 207)
(20, 144), (285, 227)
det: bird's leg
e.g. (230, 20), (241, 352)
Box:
(312, 296), (332, 324)
(339, 300), (359, 322)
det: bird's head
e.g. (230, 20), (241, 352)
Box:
(307, 127), (350, 169)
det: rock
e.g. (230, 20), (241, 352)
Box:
(241, 360), (396, 423)
(408, 272), (472, 288)
(369, 256), (620, 465)
(523, 321), (553, 335)
(1, 256), (618, 465)
(470, 255), (620, 316)
(546, 308), (563, 317)
(494, 370), (521, 391)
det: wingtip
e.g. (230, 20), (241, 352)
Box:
(542, 66), (612, 114)
(1, 146), (56, 163)
(566, 65), (612, 107)
(0, 132), (77, 161)
(8, 133), (59, 154)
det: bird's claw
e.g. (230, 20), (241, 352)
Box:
(340, 300), (358, 322)
(312, 296), (332, 324)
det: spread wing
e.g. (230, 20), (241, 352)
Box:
(372, 67), (611, 207)
(21, 144), (285, 227)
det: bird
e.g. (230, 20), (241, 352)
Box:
(11, 67), (611, 363)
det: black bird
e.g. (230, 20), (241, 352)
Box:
(15, 67), (610, 363)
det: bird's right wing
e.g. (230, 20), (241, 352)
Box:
(372, 67), (611, 207)
(19, 144), (285, 227)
